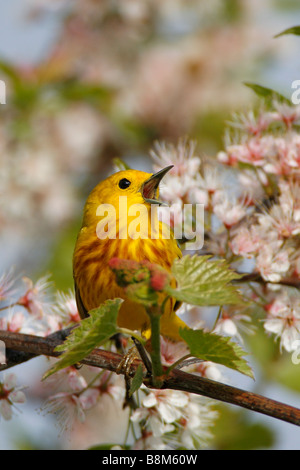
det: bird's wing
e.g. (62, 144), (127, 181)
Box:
(174, 299), (182, 311)
(74, 280), (89, 319)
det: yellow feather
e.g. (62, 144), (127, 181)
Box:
(73, 169), (188, 341)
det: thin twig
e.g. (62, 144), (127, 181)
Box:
(173, 357), (204, 370)
(165, 369), (300, 428)
(0, 329), (299, 426)
(132, 337), (152, 375)
(236, 273), (300, 289)
(0, 327), (74, 371)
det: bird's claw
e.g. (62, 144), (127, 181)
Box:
(116, 346), (140, 409)
(116, 346), (139, 377)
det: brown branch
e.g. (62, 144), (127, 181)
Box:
(165, 370), (300, 427)
(0, 329), (300, 427)
(236, 272), (300, 289)
(0, 327), (74, 371)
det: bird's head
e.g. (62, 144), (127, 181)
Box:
(82, 166), (173, 227)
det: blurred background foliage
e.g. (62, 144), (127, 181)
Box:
(1, 0), (300, 450)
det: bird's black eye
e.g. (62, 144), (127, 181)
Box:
(118, 178), (131, 189)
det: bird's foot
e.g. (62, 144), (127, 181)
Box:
(116, 346), (139, 377)
(116, 346), (140, 409)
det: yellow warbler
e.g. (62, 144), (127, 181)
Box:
(73, 166), (188, 341)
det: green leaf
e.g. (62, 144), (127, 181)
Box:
(180, 328), (254, 378)
(243, 82), (292, 105)
(274, 25), (300, 38)
(166, 255), (244, 306)
(43, 299), (122, 379)
(129, 363), (144, 397)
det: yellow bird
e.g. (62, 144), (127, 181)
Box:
(73, 166), (188, 341)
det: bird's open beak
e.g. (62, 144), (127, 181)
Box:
(141, 165), (173, 205)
